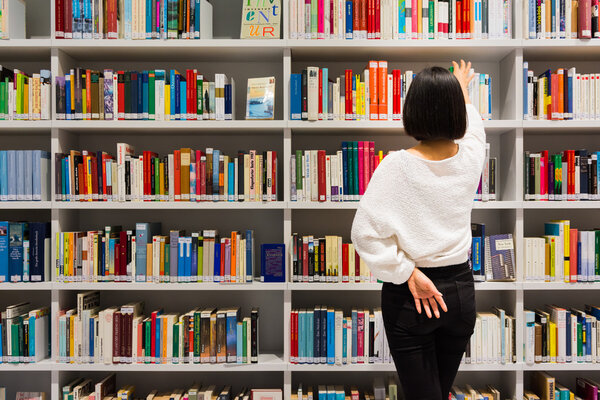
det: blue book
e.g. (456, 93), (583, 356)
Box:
(169, 70), (176, 118)
(125, 0), (132, 38)
(32, 150), (50, 201)
(64, 157), (71, 200)
(178, 239), (186, 281)
(327, 309), (334, 364)
(142, 72), (149, 119)
(471, 237), (482, 273)
(135, 222), (162, 281)
(0, 151), (7, 200)
(185, 238), (192, 279)
(24, 150), (32, 200)
(345, 0), (353, 38)
(313, 307), (320, 362)
(290, 74), (302, 120)
(577, 241), (581, 279)
(342, 320), (347, 363)
(341, 142), (348, 200)
(89, 316), (94, 359)
(551, 0), (556, 34)
(226, 310), (238, 362)
(585, 316), (592, 359)
(523, 62), (529, 118)
(327, 387), (335, 400)
(8, 222), (26, 282)
(212, 149), (220, 198)
(565, 311), (571, 360)
(260, 243), (285, 283)
(191, 234), (198, 280)
(245, 229), (254, 282)
(0, 221), (8, 282)
(61, 158), (67, 200)
(163, 0), (168, 39)
(180, 80), (187, 120)
(29, 222), (50, 282)
(84, 0), (92, 37)
(169, 230), (183, 282)
(29, 314), (35, 360)
(146, 0), (152, 38)
(156, 316), (161, 362)
(174, 73), (181, 119)
(214, 236), (221, 281)
(73, 0), (82, 37)
(228, 162), (234, 201)
(320, 307), (327, 363)
(351, 141), (358, 197)
(322, 68), (328, 118)
(225, 84), (232, 120)
(236, 322), (243, 363)
(351, 309), (357, 362)
(529, 0), (536, 38)
(16, 150), (24, 200)
(137, 71), (143, 118)
(318, 387), (326, 400)
(307, 311), (314, 363)
(567, 73), (573, 119)
(298, 311), (305, 363)
(65, 75), (72, 119)
(398, 0), (405, 37)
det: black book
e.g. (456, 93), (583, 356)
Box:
(577, 150), (589, 199)
(319, 239), (325, 278)
(56, 77), (66, 119)
(308, 237), (314, 280)
(75, 68), (83, 118)
(250, 308), (259, 363)
(124, 71), (131, 119)
(131, 71), (138, 119)
(301, 69), (308, 120)
(262, 151), (268, 201)
(96, 151), (104, 199)
(238, 151), (245, 201)
(125, 156), (131, 199)
(313, 306), (320, 361)
(368, 313), (374, 362)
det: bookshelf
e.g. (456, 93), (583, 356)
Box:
(2, 0), (600, 398)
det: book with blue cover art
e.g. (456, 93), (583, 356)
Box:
(0, 221), (8, 282)
(260, 243), (285, 282)
(9, 222), (27, 282)
(226, 308), (240, 362)
(290, 74), (302, 120)
(246, 77), (275, 120)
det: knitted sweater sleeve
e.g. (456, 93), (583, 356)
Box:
(350, 155), (416, 285)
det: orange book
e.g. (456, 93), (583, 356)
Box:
(369, 61), (379, 119)
(546, 0), (552, 37)
(146, 243), (153, 279)
(231, 232), (237, 281)
(557, 69), (564, 119)
(470, 0), (475, 37)
(572, 0), (578, 36)
(159, 162), (165, 198)
(378, 61), (388, 120)
(180, 148), (191, 201)
(417, 0), (422, 35)
(162, 316), (168, 363)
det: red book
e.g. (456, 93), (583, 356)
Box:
(107, 0), (118, 38)
(150, 310), (160, 360)
(64, 0), (72, 38)
(318, 150), (326, 202)
(117, 71), (125, 120)
(271, 150), (277, 201)
(567, 150), (575, 199)
(358, 141), (364, 195)
(463, 0), (469, 37)
(113, 311), (121, 363)
(330, 0), (335, 35)
(302, 237), (308, 279)
(353, 0), (360, 35)
(192, 70), (198, 118)
(368, 141), (375, 182)
(345, 69), (353, 119)
(357, 311), (364, 362)
(456, 0), (463, 36)
(291, 311), (298, 362)
(55, 0), (65, 38)
(355, 251), (361, 279)
(342, 243), (349, 282)
(124, 313), (132, 362)
(373, 154), (380, 170)
(174, 150), (181, 201)
(120, 231), (128, 281)
(569, 228), (578, 282)
(360, 0), (367, 36)
(375, 0), (381, 38)
(367, 0), (374, 38)
(392, 70), (400, 119)
(91, 156), (98, 200)
(220, 240), (225, 278)
(578, 0), (592, 38)
(318, 68), (323, 119)
(540, 150), (548, 200)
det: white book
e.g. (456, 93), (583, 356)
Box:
(334, 310), (343, 365)
(311, 150), (319, 201)
(338, 0), (345, 39)
(323, 0), (330, 39)
(337, 150), (343, 201)
(298, 0), (305, 38)
(387, 74), (393, 120)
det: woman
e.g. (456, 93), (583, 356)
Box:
(351, 60), (485, 400)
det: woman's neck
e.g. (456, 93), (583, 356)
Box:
(406, 139), (459, 161)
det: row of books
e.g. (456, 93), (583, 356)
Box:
(449, 386), (502, 400)
(291, 234), (374, 282)
(292, 381), (402, 400)
(0, 302), (50, 363)
(0, 150), (51, 201)
(523, 220), (599, 282)
(0, 221), (51, 283)
(291, 143), (496, 202)
(56, 224), (256, 283)
(524, 149), (600, 201)
(0, 0), (26, 39)
(523, 64), (600, 121)
(290, 307), (392, 365)
(54, 0), (213, 40)
(290, 64), (492, 121)
(289, 0), (513, 40)
(469, 225), (516, 281)
(524, 305), (600, 365)
(0, 66), (52, 121)
(55, 145), (279, 202)
(59, 292), (259, 364)
(523, 0), (600, 39)
(462, 308), (515, 364)
(526, 372), (600, 400)
(7, 393), (45, 400)
(55, 69), (235, 121)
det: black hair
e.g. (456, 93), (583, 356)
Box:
(403, 66), (467, 142)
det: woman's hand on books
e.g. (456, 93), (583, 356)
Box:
(452, 60), (475, 105)
(407, 267), (448, 319)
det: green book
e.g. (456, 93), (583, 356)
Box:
(198, 237), (203, 279)
(16, 73), (23, 118)
(193, 311), (201, 361)
(168, 0), (178, 38)
(577, 322), (583, 359)
(311, 0), (318, 38)
(173, 322), (179, 363)
(197, 75), (203, 116)
(428, 0), (434, 37)
(553, 154), (562, 195)
(164, 239), (170, 277)
(295, 150), (303, 192)
(12, 320), (21, 362)
(0, 81), (5, 119)
(595, 230), (600, 277)
(144, 319), (151, 363)
(148, 71), (156, 120)
(242, 319), (248, 363)
(154, 157), (160, 197)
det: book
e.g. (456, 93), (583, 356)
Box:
(461, 309), (516, 365)
(260, 243), (285, 282)
(0, 67), (51, 120)
(0, 303), (50, 363)
(0, 0), (26, 39)
(246, 77), (276, 120)
(240, 0), (281, 38)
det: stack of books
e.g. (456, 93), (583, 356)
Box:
(0, 303), (50, 363)
(0, 150), (51, 202)
(0, 221), (51, 283)
(523, 0), (600, 39)
(55, 145), (278, 202)
(56, 69), (234, 121)
(56, 224), (255, 283)
(58, 291), (260, 365)
(0, 67), (52, 121)
(462, 308), (516, 364)
(469, 224), (516, 282)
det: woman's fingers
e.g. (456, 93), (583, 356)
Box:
(414, 297), (422, 314)
(428, 297), (440, 319)
(421, 299), (433, 319)
(434, 293), (448, 313)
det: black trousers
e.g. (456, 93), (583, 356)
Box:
(381, 262), (476, 400)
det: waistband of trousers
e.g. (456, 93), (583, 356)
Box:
(414, 260), (471, 280)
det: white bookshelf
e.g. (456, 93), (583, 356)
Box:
(2, 1), (600, 399)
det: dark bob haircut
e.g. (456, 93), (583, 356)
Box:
(403, 66), (467, 142)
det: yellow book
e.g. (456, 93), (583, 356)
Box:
(356, 76), (362, 118)
(255, 154), (261, 201)
(326, 236), (332, 278)
(334, 236), (341, 278)
(146, 243), (152, 280)
(549, 320), (557, 363)
(165, 84), (170, 119)
(360, 256), (367, 280)
(417, 0), (422, 35)
(69, 314), (75, 363)
(56, 232), (61, 279)
(544, 236), (556, 280)
(86, 156), (93, 201)
(82, 85), (87, 118)
(69, 232), (75, 277)
(159, 162), (165, 198)
(378, 150), (383, 162)
(553, 219), (570, 282)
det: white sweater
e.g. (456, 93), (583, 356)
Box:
(351, 104), (486, 285)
